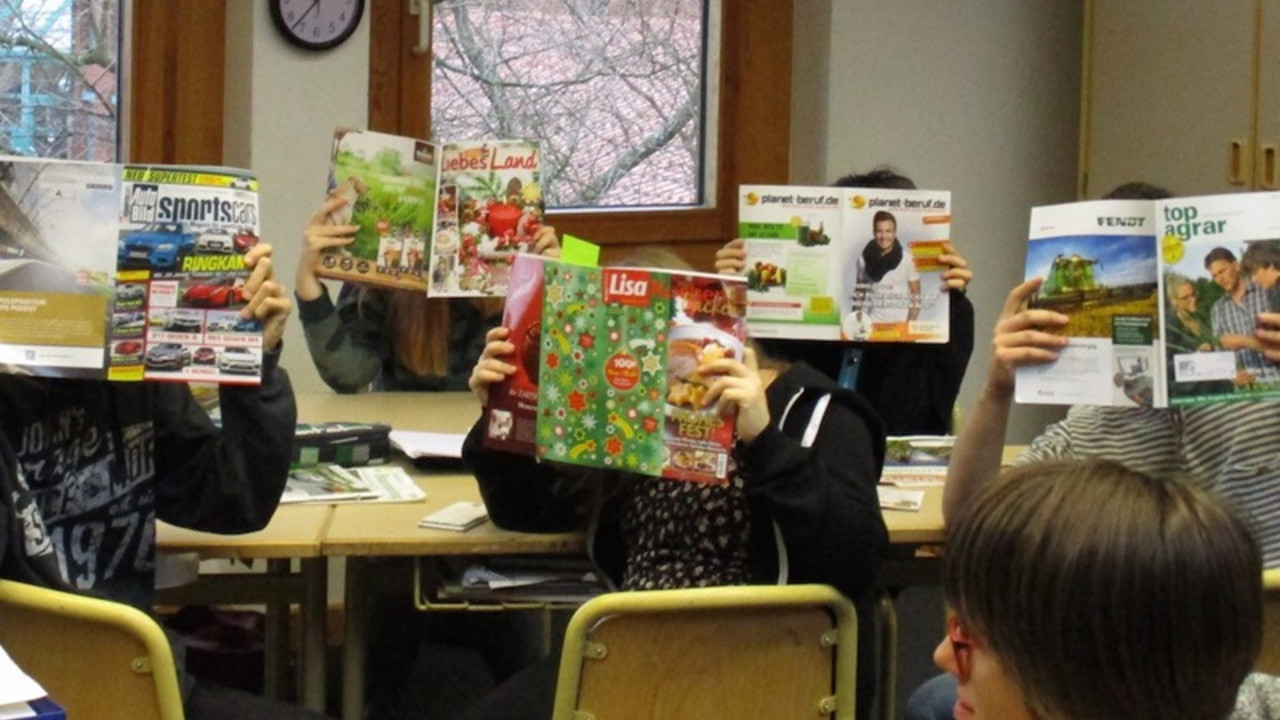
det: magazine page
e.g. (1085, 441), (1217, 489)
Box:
(737, 185), (950, 343)
(662, 270), (748, 483)
(0, 158), (263, 384)
(319, 128), (438, 292)
(429, 140), (542, 297)
(1156, 192), (1280, 405)
(843, 188), (951, 343)
(528, 260), (746, 484)
(281, 464), (378, 504)
(482, 253), (545, 456)
(1015, 200), (1161, 407)
(881, 435), (954, 487)
(121, 165), (264, 384)
(0, 158), (116, 379)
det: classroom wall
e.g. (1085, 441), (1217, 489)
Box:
(223, 2), (371, 396)
(792, 0), (1082, 441)
(231, 1), (1081, 442)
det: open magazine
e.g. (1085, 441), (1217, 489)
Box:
(1016, 193), (1280, 407)
(0, 157), (265, 383)
(737, 184), (951, 343)
(318, 128), (543, 297)
(482, 255), (748, 484)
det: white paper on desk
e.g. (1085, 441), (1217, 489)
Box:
(878, 486), (925, 512)
(350, 466), (427, 502)
(0, 644), (47, 706)
(389, 431), (466, 459)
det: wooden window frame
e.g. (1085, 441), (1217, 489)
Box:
(369, 0), (793, 268)
(129, 0), (227, 164)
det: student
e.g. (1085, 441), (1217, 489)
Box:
(294, 196), (561, 392)
(905, 277), (1280, 720)
(0, 246), (325, 719)
(715, 167), (974, 435)
(938, 458), (1278, 720)
(459, 301), (889, 719)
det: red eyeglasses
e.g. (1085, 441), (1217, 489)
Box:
(948, 615), (979, 680)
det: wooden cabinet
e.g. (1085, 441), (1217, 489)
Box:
(1080, 0), (1280, 197)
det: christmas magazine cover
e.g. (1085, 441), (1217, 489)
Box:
(483, 255), (748, 484)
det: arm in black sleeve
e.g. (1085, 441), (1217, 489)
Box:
(152, 350), (297, 533)
(462, 419), (588, 533)
(736, 391), (887, 600)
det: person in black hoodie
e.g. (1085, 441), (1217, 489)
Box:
(716, 166), (975, 435)
(0, 245), (326, 720)
(458, 319), (888, 720)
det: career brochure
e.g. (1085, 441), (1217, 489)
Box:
(318, 128), (543, 297)
(482, 254), (749, 485)
(1015, 192), (1280, 408)
(736, 184), (951, 343)
(0, 156), (265, 384)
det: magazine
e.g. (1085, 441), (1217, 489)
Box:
(319, 128), (543, 297)
(737, 184), (951, 343)
(280, 463), (425, 504)
(482, 255), (749, 484)
(0, 157), (265, 384)
(1015, 193), (1280, 407)
(881, 435), (954, 487)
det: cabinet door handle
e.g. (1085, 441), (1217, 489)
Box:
(1230, 139), (1248, 185)
(1262, 144), (1278, 190)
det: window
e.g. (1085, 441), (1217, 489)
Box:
(373, 2), (792, 263)
(0, 0), (120, 161)
(431, 0), (710, 210)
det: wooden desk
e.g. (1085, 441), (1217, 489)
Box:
(155, 506), (332, 712)
(306, 391), (948, 720)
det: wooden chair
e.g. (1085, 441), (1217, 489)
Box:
(1259, 568), (1280, 674)
(0, 579), (185, 720)
(552, 584), (858, 720)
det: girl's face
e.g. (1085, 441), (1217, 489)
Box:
(933, 617), (1036, 720)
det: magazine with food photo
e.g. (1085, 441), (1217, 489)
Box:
(319, 129), (544, 298)
(483, 255), (748, 484)
(0, 157), (264, 384)
(738, 184), (951, 343)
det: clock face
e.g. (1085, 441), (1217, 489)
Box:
(270, 0), (365, 51)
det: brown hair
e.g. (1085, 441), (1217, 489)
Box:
(379, 290), (502, 378)
(944, 459), (1262, 720)
(1241, 239), (1280, 275)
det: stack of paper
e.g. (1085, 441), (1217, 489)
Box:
(281, 464), (425, 504)
(419, 501), (488, 531)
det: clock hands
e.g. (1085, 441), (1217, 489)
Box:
(291, 0), (321, 31)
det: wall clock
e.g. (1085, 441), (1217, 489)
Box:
(269, 0), (365, 52)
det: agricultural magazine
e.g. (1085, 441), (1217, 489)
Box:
(1015, 193), (1280, 408)
(737, 184), (951, 343)
(1156, 192), (1280, 406)
(483, 255), (749, 485)
(320, 128), (543, 297)
(0, 157), (265, 384)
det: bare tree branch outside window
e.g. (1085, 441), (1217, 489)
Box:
(432, 0), (706, 209)
(0, 0), (119, 162)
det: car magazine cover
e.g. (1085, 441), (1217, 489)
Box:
(429, 139), (543, 297)
(0, 157), (264, 384)
(483, 256), (748, 484)
(1015, 199), (1162, 407)
(319, 129), (544, 298)
(319, 128), (438, 292)
(737, 184), (951, 343)
(1156, 192), (1280, 405)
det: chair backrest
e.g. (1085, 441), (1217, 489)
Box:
(1259, 569), (1280, 674)
(552, 584), (858, 720)
(0, 579), (185, 720)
